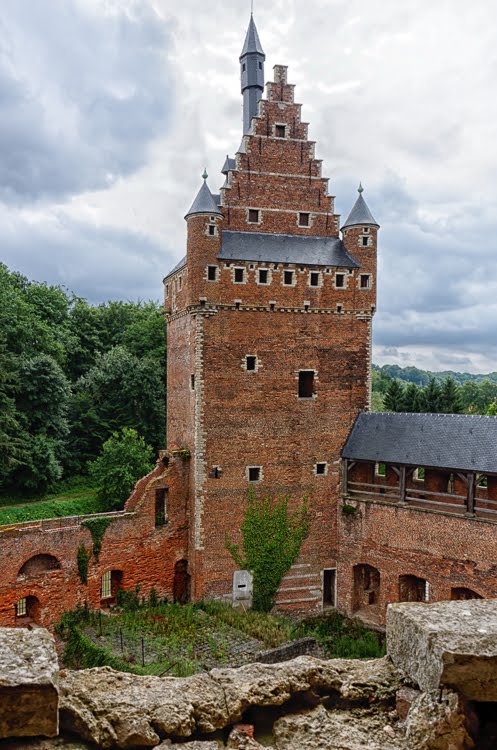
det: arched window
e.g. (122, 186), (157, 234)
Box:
(451, 587), (482, 601)
(399, 574), (429, 602)
(18, 554), (61, 578)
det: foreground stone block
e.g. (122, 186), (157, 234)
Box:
(0, 628), (59, 738)
(387, 599), (497, 699)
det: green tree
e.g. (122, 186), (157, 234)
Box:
(89, 428), (154, 511)
(402, 383), (421, 412)
(439, 376), (462, 413)
(383, 380), (405, 412)
(422, 377), (442, 412)
(226, 493), (310, 612)
(0, 340), (23, 484)
(487, 401), (497, 416)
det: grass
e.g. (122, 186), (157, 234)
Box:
(0, 485), (103, 526)
(57, 597), (386, 678)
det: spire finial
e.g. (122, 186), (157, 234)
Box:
(202, 168), (208, 181)
(358, 182), (364, 194)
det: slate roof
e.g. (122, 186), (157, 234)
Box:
(164, 255), (186, 280)
(218, 230), (360, 268)
(185, 181), (222, 219)
(240, 16), (265, 58)
(342, 412), (497, 474)
(222, 157), (237, 174)
(342, 193), (379, 229)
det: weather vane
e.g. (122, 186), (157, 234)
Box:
(251, 0), (254, 14)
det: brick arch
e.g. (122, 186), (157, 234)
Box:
(451, 587), (483, 601)
(18, 554), (61, 579)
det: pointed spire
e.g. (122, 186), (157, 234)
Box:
(342, 184), (379, 230)
(240, 15), (264, 57)
(184, 172), (222, 220)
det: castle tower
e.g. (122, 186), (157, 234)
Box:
(164, 17), (379, 611)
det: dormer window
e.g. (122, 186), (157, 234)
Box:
(248, 209), (260, 224)
(275, 124), (286, 138)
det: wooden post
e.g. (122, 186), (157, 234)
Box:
(466, 472), (476, 515)
(341, 459), (349, 495)
(399, 466), (407, 504)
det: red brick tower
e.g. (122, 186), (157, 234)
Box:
(164, 17), (379, 611)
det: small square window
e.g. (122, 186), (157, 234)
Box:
(309, 272), (320, 287)
(248, 466), (261, 482)
(246, 355), (257, 371)
(248, 209), (260, 223)
(298, 370), (315, 398)
(283, 270), (294, 285)
(336, 304), (343, 313)
(299, 212), (310, 227)
(360, 274), (371, 289)
(363, 227), (370, 233)
(362, 236), (369, 247)
(335, 273), (345, 288)
(210, 466), (222, 479)
(207, 265), (217, 281)
(258, 269), (269, 284)
(316, 462), (327, 475)
(275, 124), (286, 138)
(234, 268), (245, 283)
(208, 225), (216, 236)
(375, 462), (386, 477)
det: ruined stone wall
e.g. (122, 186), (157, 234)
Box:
(0, 455), (189, 631)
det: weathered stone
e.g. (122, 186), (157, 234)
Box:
(387, 600), (497, 699)
(157, 743), (222, 749)
(273, 705), (407, 749)
(396, 686), (422, 722)
(0, 628), (58, 739)
(0, 739), (92, 750)
(405, 689), (476, 750)
(226, 728), (265, 750)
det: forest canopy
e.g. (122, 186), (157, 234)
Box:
(0, 263), (165, 496)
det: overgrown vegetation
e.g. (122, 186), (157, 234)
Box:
(0, 262), (164, 498)
(0, 486), (103, 526)
(82, 517), (114, 561)
(77, 545), (90, 584)
(56, 597), (385, 677)
(226, 492), (310, 612)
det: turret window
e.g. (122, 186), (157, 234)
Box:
(208, 225), (216, 236)
(359, 274), (371, 289)
(248, 209), (260, 224)
(362, 236), (370, 247)
(207, 265), (218, 281)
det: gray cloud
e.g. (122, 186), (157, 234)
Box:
(0, 0), (172, 204)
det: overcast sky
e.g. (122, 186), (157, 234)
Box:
(1, 0), (496, 373)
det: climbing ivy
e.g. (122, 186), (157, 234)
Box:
(226, 491), (310, 612)
(77, 544), (90, 584)
(82, 517), (114, 561)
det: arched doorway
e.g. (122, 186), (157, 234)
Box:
(15, 595), (41, 626)
(173, 559), (191, 604)
(352, 564), (380, 612)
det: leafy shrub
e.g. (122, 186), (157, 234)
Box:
(89, 428), (154, 511)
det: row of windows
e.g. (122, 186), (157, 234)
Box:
(209, 462), (328, 483)
(191, 366), (318, 397)
(206, 265), (372, 289)
(375, 463), (488, 488)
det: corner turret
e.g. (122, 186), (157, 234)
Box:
(240, 15), (265, 134)
(341, 183), (379, 230)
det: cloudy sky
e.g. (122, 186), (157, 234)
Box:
(1, 0), (496, 373)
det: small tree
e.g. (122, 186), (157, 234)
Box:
(383, 379), (405, 412)
(439, 376), (462, 414)
(89, 428), (154, 511)
(226, 492), (310, 612)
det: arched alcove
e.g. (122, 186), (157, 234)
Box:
(18, 554), (61, 578)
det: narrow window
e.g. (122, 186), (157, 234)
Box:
(375, 462), (386, 477)
(16, 598), (27, 617)
(207, 265), (217, 281)
(270, 302), (276, 311)
(178, 276), (182, 290)
(155, 488), (168, 527)
(275, 124), (286, 138)
(258, 61), (262, 69)
(208, 225), (216, 236)
(101, 571), (112, 599)
(248, 466), (261, 482)
(299, 212), (310, 227)
(246, 355), (257, 371)
(283, 270), (294, 285)
(298, 370), (315, 398)
(336, 304), (343, 313)
(315, 462), (327, 476)
(190, 374), (195, 390)
(258, 269), (269, 284)
(242, 63), (246, 72)
(248, 209), (260, 223)
(165, 284), (169, 296)
(335, 273), (345, 288)
(234, 268), (245, 283)
(309, 272), (320, 287)
(323, 569), (336, 608)
(210, 466), (222, 479)
(360, 274), (370, 289)
(362, 236), (369, 247)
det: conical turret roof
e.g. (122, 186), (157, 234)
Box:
(342, 185), (379, 229)
(240, 15), (265, 58)
(184, 174), (222, 220)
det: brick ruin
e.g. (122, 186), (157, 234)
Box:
(0, 17), (496, 632)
